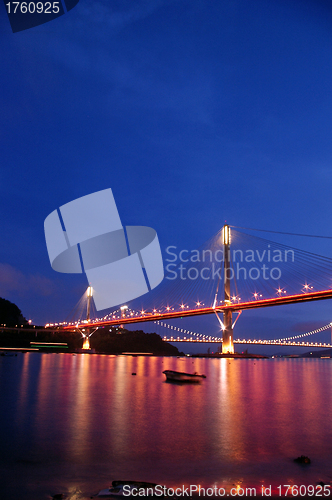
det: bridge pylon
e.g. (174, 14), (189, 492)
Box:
(82, 286), (93, 350)
(222, 225), (234, 354)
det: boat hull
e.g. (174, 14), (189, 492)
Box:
(162, 370), (206, 383)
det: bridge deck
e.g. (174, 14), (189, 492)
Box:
(62, 289), (332, 330)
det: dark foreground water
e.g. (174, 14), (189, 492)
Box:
(1, 353), (332, 499)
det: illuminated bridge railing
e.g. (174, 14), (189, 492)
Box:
(162, 337), (332, 348)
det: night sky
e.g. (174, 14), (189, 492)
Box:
(2, 0), (332, 351)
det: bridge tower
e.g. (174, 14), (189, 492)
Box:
(82, 286), (93, 350)
(222, 225), (234, 354)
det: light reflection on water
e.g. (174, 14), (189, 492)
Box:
(1, 353), (332, 499)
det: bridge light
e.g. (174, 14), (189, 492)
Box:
(120, 305), (128, 311)
(87, 286), (93, 297)
(222, 225), (231, 245)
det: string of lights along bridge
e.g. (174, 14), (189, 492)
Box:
(55, 225), (332, 352)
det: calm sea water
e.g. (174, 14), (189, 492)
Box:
(1, 353), (332, 499)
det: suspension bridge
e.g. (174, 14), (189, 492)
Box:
(49, 225), (332, 352)
(48, 225), (332, 352)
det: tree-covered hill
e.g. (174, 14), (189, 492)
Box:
(90, 328), (182, 355)
(0, 297), (27, 326)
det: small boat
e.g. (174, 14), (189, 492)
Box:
(162, 370), (206, 383)
(98, 481), (159, 497)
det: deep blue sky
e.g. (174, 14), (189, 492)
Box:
(2, 0), (332, 351)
